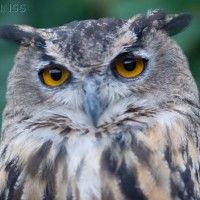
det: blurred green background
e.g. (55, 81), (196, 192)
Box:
(0, 0), (200, 130)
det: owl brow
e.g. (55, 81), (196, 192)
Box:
(41, 53), (56, 62)
(120, 43), (144, 54)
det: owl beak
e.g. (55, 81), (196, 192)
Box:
(83, 79), (102, 127)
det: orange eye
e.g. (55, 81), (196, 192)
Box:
(40, 65), (69, 87)
(114, 57), (145, 78)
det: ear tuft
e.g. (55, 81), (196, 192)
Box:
(129, 10), (192, 38)
(147, 10), (192, 36)
(0, 24), (45, 47)
(163, 13), (192, 36)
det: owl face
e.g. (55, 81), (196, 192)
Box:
(1, 10), (198, 130)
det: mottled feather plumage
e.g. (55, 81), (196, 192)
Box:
(0, 10), (200, 200)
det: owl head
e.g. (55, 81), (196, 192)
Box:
(0, 10), (198, 129)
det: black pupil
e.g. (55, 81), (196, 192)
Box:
(123, 58), (136, 71)
(50, 68), (62, 81)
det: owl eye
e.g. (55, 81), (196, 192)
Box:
(113, 56), (145, 78)
(40, 65), (70, 87)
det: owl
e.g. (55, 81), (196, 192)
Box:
(0, 10), (200, 200)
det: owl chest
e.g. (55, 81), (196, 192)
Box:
(4, 119), (197, 200)
(46, 133), (110, 200)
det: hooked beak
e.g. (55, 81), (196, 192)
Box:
(83, 78), (102, 127)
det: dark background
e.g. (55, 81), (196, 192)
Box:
(0, 0), (200, 129)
